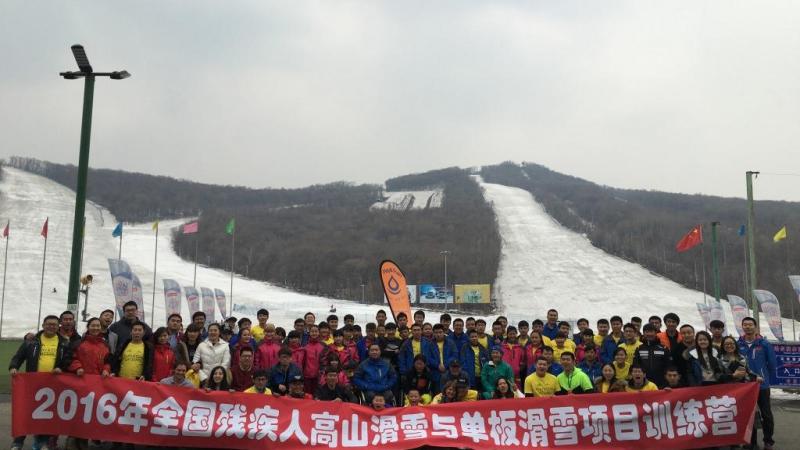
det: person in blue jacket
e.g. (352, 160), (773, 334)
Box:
(432, 324), (458, 391)
(353, 343), (397, 405)
(398, 323), (440, 376)
(448, 318), (469, 351)
(459, 329), (489, 391)
(269, 347), (302, 396)
(738, 317), (777, 450)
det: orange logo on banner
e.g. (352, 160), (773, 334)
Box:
(379, 260), (412, 322)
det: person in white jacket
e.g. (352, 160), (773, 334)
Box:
(191, 323), (231, 382)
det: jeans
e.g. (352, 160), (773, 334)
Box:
(750, 388), (774, 447)
(12, 435), (51, 450)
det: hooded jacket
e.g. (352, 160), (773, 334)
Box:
(254, 339), (281, 371)
(69, 333), (112, 375)
(303, 338), (326, 380)
(353, 357), (397, 393)
(501, 342), (525, 381)
(151, 343), (177, 382)
(737, 335), (777, 390)
(633, 338), (672, 388)
(481, 359), (515, 399)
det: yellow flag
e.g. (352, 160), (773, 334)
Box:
(773, 226), (787, 242)
(152, 220), (159, 231)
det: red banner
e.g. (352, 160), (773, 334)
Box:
(13, 373), (758, 450)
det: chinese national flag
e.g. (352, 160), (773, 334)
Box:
(41, 218), (48, 239)
(676, 225), (702, 252)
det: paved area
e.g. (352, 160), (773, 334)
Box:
(1, 393), (799, 449)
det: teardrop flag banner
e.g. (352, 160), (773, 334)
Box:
(753, 289), (784, 341)
(379, 260), (412, 323)
(727, 295), (749, 337)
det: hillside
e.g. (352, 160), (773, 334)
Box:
(481, 161), (800, 321)
(8, 158), (500, 302)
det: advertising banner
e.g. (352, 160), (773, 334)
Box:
(417, 284), (450, 304)
(131, 274), (145, 321)
(455, 284), (491, 304)
(772, 342), (800, 388)
(379, 260), (412, 322)
(12, 373), (758, 450)
(753, 290), (784, 341)
(727, 295), (749, 337)
(696, 303), (711, 330)
(108, 259), (133, 318)
(708, 298), (725, 324)
(184, 286), (201, 317)
(383, 285), (417, 305)
(200, 287), (216, 323)
(162, 280), (182, 321)
(214, 289), (228, 320)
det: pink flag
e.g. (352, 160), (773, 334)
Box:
(2, 221), (8, 238)
(41, 218), (49, 238)
(182, 221), (198, 234)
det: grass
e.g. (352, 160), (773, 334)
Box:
(0, 338), (22, 394)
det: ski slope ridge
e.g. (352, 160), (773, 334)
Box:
(477, 176), (793, 339)
(0, 168), (384, 336)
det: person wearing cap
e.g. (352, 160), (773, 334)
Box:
(269, 347), (302, 396)
(315, 367), (357, 402)
(524, 356), (559, 397)
(353, 344), (397, 405)
(288, 374), (313, 399)
(244, 369), (273, 395)
(454, 375), (479, 402)
(441, 359), (469, 387)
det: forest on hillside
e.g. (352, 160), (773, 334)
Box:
(481, 161), (800, 321)
(9, 157), (501, 302)
(173, 167), (501, 302)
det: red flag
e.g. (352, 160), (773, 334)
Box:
(41, 218), (48, 238)
(182, 221), (198, 234)
(676, 225), (702, 252)
(2, 221), (8, 238)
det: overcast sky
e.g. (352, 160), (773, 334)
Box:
(2, 1), (800, 200)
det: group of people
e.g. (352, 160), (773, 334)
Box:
(9, 301), (778, 450)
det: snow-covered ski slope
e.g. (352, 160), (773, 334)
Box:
(477, 176), (796, 339)
(0, 168), (384, 336)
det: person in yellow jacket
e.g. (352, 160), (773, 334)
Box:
(626, 365), (658, 392)
(244, 370), (273, 395)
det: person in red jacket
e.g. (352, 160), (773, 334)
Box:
(69, 317), (112, 377)
(287, 331), (307, 375)
(255, 324), (281, 371)
(303, 324), (326, 394)
(67, 317), (111, 450)
(322, 330), (359, 367)
(501, 326), (525, 388)
(151, 327), (177, 382)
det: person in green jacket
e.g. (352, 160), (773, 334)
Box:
(556, 352), (594, 394)
(481, 348), (515, 399)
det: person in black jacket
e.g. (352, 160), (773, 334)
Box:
(9, 315), (71, 450)
(315, 368), (357, 402)
(108, 301), (152, 353)
(112, 322), (153, 381)
(633, 324), (672, 388)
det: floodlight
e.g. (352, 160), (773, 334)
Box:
(71, 44), (93, 73)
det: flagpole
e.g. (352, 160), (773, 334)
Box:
(700, 241), (708, 329)
(787, 232), (795, 340)
(118, 225), (122, 260)
(151, 222), (158, 325)
(742, 229), (750, 315)
(193, 236), (198, 287)
(37, 217), (49, 328)
(0, 222), (9, 338)
(230, 226), (235, 315)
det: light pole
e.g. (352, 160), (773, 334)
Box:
(60, 45), (130, 314)
(360, 283), (366, 304)
(440, 250), (450, 310)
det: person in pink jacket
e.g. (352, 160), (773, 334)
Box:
(501, 326), (525, 387)
(254, 324), (281, 371)
(287, 331), (307, 374)
(303, 325), (326, 394)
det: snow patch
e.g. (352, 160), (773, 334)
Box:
(370, 189), (444, 211)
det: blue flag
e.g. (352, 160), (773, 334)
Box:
(738, 224), (746, 236)
(112, 222), (123, 238)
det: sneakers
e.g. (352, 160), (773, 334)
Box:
(11, 445), (22, 450)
